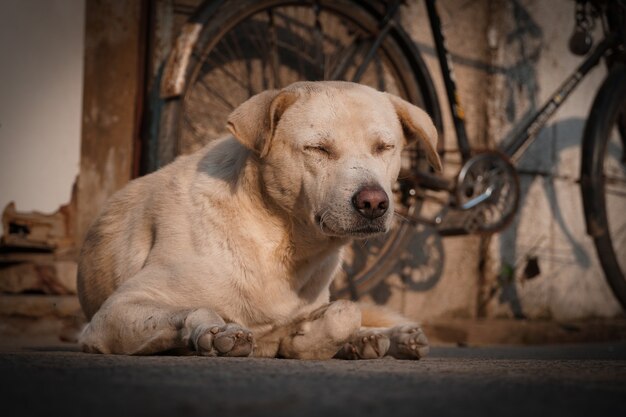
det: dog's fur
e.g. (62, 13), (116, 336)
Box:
(77, 81), (441, 359)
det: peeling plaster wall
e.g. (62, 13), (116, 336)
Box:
(0, 0), (85, 235)
(483, 0), (622, 319)
(364, 0), (622, 321)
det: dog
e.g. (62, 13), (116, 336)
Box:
(77, 81), (442, 359)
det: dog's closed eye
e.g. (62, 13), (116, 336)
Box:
(373, 142), (395, 155)
(304, 144), (334, 158)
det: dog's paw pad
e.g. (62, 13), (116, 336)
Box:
(196, 324), (254, 357)
(338, 331), (390, 360)
(389, 325), (429, 359)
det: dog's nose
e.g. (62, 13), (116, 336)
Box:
(352, 185), (389, 220)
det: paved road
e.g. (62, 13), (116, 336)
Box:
(1, 343), (625, 417)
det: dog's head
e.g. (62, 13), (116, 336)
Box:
(227, 81), (441, 239)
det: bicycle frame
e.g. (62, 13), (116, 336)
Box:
(393, 0), (620, 232)
(349, 0), (622, 235)
(424, 0), (617, 164)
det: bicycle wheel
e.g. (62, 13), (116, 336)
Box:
(581, 64), (626, 310)
(157, 0), (441, 299)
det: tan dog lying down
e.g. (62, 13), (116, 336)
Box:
(78, 81), (442, 359)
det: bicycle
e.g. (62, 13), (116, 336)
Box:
(146, 0), (626, 309)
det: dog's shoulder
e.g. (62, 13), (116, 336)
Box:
(109, 135), (249, 209)
(194, 135), (252, 188)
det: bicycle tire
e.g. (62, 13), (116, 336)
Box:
(580, 64), (626, 310)
(156, 0), (442, 299)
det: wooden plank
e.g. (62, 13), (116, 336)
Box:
(76, 0), (145, 243)
(1, 183), (77, 250)
(0, 295), (81, 318)
(0, 261), (77, 295)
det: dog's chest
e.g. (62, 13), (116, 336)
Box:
(233, 255), (338, 328)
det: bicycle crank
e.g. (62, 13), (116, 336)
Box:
(454, 151), (520, 234)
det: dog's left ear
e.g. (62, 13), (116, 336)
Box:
(227, 89), (298, 158)
(386, 94), (442, 172)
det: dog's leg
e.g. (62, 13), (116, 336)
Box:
(79, 271), (254, 356)
(180, 308), (255, 357)
(80, 299), (254, 356)
(81, 297), (254, 356)
(277, 300), (361, 360)
(335, 303), (429, 360)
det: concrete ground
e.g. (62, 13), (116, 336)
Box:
(1, 342), (625, 417)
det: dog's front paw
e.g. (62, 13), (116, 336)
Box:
(195, 323), (254, 357)
(387, 325), (429, 359)
(336, 330), (390, 360)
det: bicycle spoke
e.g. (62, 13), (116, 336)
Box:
(267, 9), (282, 88)
(227, 24), (255, 96)
(373, 55), (385, 91)
(352, 29), (389, 82)
(328, 38), (361, 81)
(245, 13), (271, 90)
(279, 7), (306, 84)
(197, 79), (236, 111)
(182, 113), (214, 142)
(219, 29), (251, 91)
(313, 2), (325, 80)
(201, 55), (250, 92)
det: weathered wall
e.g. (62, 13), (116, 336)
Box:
(482, 0), (622, 319)
(0, 0), (85, 235)
(362, 0), (623, 322)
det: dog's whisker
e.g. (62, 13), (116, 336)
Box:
(318, 208), (330, 232)
(393, 211), (410, 224)
(355, 239), (368, 249)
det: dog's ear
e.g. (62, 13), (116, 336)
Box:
(386, 94), (442, 172)
(227, 89), (298, 158)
